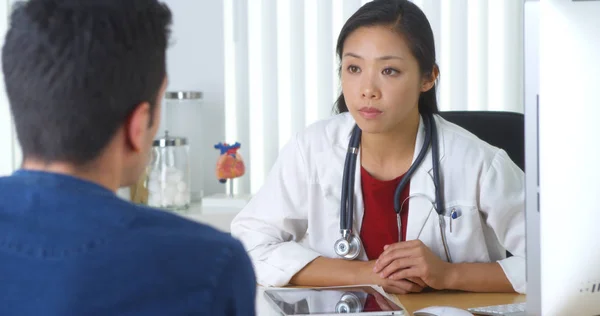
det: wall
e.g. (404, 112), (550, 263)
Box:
(162, 0), (226, 198)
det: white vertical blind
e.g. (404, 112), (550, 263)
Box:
(316, 0), (334, 120)
(487, 0), (524, 112)
(276, 0), (292, 150)
(416, 0), (523, 112)
(224, 0), (524, 194)
(224, 0), (251, 195)
(303, 0), (319, 126)
(467, 0), (489, 111)
(259, 0), (279, 192)
(289, 0), (306, 141)
(440, 0), (468, 111)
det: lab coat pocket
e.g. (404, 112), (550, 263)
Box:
(440, 203), (490, 263)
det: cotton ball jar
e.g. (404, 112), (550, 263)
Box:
(146, 131), (191, 211)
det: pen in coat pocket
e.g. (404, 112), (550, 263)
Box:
(449, 208), (461, 233)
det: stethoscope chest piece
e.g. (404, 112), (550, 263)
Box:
(334, 234), (362, 260)
(335, 293), (362, 313)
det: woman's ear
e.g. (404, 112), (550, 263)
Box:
(421, 66), (439, 92)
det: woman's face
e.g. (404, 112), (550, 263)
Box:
(340, 25), (434, 134)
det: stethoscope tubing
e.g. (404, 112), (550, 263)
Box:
(336, 112), (453, 263)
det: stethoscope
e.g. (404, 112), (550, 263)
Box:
(335, 292), (364, 313)
(333, 112), (453, 263)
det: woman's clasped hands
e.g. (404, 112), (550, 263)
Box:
(364, 240), (454, 294)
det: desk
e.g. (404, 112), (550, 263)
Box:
(256, 286), (525, 315)
(394, 291), (525, 314)
(179, 206), (526, 315)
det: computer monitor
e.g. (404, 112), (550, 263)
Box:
(523, 0), (541, 313)
(526, 0), (600, 315)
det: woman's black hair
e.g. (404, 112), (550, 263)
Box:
(334, 0), (439, 115)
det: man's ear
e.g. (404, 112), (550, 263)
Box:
(124, 102), (151, 152)
(421, 66), (439, 92)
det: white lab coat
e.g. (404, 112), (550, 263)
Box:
(231, 112), (526, 294)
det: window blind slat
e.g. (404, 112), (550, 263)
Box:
(467, 0), (489, 111)
(262, 0), (279, 179)
(488, 1), (524, 112)
(317, 0), (334, 119)
(440, 0), (468, 110)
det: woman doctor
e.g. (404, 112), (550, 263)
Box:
(231, 0), (525, 295)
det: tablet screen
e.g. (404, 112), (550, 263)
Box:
(263, 286), (405, 315)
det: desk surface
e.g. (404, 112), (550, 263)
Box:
(394, 291), (525, 314)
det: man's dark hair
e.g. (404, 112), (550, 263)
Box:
(2, 0), (172, 165)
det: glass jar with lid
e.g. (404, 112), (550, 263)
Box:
(146, 131), (191, 211)
(164, 91), (204, 203)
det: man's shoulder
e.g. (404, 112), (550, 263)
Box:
(0, 174), (256, 311)
(125, 205), (256, 289)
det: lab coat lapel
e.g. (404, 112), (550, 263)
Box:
(405, 115), (446, 242)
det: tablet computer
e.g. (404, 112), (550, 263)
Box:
(263, 285), (406, 316)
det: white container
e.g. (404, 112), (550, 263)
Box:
(147, 131), (191, 211)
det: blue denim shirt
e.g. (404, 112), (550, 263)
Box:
(0, 170), (256, 315)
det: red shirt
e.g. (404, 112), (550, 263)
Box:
(359, 166), (411, 260)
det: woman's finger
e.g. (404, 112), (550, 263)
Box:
(389, 267), (421, 281)
(407, 277), (427, 288)
(381, 240), (423, 256)
(385, 278), (424, 294)
(379, 257), (419, 278)
(374, 247), (421, 273)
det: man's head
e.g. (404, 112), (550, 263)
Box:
(2, 0), (172, 188)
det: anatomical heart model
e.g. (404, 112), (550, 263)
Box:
(214, 142), (246, 184)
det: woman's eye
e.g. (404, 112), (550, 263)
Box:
(382, 68), (399, 76)
(347, 65), (360, 73)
